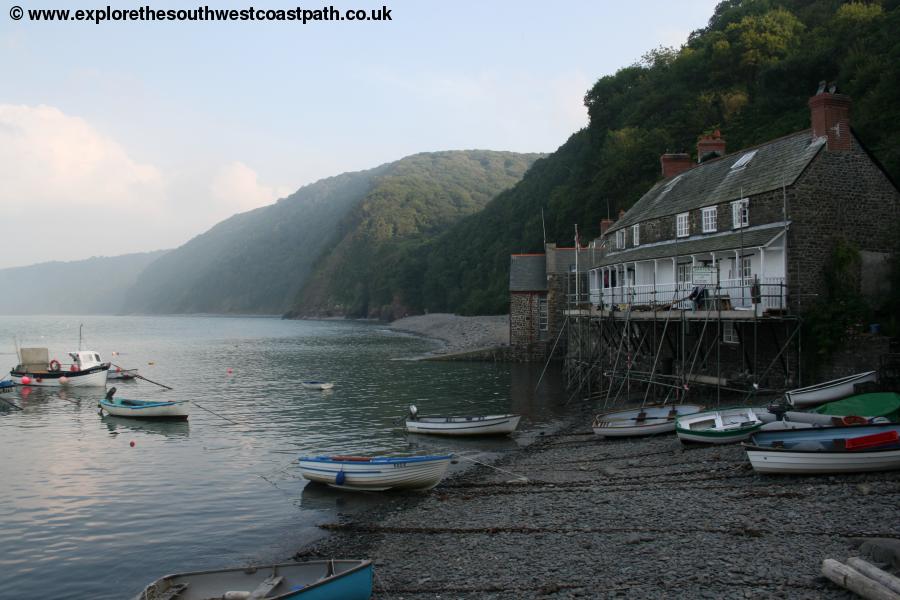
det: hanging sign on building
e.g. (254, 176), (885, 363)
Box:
(692, 266), (718, 285)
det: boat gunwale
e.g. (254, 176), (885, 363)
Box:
(785, 371), (876, 396)
(299, 454), (453, 465)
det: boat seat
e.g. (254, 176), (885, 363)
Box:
(249, 575), (283, 598)
(152, 583), (188, 600)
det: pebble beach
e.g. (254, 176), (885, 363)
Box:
(389, 314), (510, 356)
(297, 405), (900, 599)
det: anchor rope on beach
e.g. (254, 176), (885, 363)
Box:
(455, 453), (529, 483)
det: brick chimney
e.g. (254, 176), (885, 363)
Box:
(697, 129), (726, 163)
(660, 153), (692, 179)
(809, 92), (852, 152)
(600, 218), (614, 235)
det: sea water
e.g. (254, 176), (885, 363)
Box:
(0, 315), (566, 599)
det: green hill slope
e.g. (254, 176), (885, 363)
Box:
(288, 151), (541, 318)
(126, 150), (539, 315)
(0, 251), (168, 315)
(420, 0), (900, 314)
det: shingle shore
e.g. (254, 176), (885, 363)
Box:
(295, 410), (900, 599)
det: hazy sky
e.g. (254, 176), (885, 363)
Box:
(1, 0), (719, 269)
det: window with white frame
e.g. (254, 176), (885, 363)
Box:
(723, 321), (739, 344)
(702, 206), (717, 233)
(740, 255), (752, 285)
(730, 150), (758, 171)
(615, 229), (626, 249)
(538, 297), (548, 331)
(676, 263), (692, 284)
(632, 224), (640, 246)
(731, 199), (749, 229)
(676, 213), (689, 237)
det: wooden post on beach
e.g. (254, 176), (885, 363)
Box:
(821, 559), (900, 600)
(847, 557), (900, 596)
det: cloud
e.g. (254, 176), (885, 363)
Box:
(210, 161), (292, 213)
(0, 104), (164, 211)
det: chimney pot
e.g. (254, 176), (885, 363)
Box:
(697, 129), (726, 163)
(809, 92), (852, 152)
(660, 153), (692, 179)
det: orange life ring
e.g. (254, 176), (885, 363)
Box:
(49, 359), (61, 372)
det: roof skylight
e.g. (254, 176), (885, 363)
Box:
(731, 150), (758, 170)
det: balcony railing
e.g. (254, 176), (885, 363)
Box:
(590, 277), (787, 312)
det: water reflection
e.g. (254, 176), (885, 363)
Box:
(102, 416), (190, 439)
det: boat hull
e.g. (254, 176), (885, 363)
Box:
(135, 560), (372, 600)
(744, 423), (900, 474)
(786, 371), (877, 408)
(593, 404), (704, 438)
(9, 365), (109, 387)
(100, 398), (189, 420)
(298, 455), (452, 491)
(746, 447), (900, 474)
(406, 414), (521, 436)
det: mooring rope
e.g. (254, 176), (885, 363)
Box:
(456, 454), (529, 483)
(190, 400), (243, 426)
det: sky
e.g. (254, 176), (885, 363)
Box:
(0, 0), (720, 269)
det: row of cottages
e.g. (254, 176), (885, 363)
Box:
(511, 88), (899, 390)
(593, 90), (897, 318)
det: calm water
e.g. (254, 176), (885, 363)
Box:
(0, 316), (566, 599)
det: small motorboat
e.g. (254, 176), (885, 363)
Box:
(134, 559), (373, 600)
(298, 454), (452, 491)
(785, 371), (877, 408)
(301, 381), (334, 390)
(10, 348), (109, 387)
(743, 423), (900, 474)
(405, 405), (521, 436)
(0, 379), (14, 392)
(593, 404), (704, 438)
(99, 388), (189, 420)
(108, 367), (139, 381)
(675, 406), (764, 444)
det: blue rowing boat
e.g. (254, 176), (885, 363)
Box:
(134, 559), (372, 599)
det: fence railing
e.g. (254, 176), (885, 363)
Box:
(590, 277), (787, 312)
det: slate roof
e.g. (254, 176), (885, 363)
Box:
(609, 131), (825, 232)
(595, 224), (786, 267)
(509, 254), (547, 291)
(546, 247), (593, 274)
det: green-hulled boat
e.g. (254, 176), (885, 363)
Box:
(812, 392), (900, 422)
(675, 406), (765, 444)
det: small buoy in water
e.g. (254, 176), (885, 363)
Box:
(130, 440), (135, 447)
(21, 376), (31, 385)
(148, 361), (155, 366)
(227, 368), (233, 374)
(116, 367), (122, 373)
(59, 376), (69, 385)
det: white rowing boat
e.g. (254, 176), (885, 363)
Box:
(405, 405), (521, 436)
(593, 404), (704, 438)
(744, 423), (900, 474)
(298, 454), (452, 491)
(785, 371), (877, 408)
(675, 406), (764, 444)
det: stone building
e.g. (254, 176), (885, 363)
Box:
(508, 244), (591, 361)
(573, 89), (899, 393)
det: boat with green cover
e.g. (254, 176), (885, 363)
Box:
(812, 392), (900, 422)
